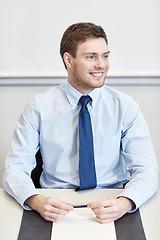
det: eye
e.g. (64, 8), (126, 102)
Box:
(103, 54), (109, 59)
(86, 55), (96, 60)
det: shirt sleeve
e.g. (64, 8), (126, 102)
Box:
(2, 99), (41, 209)
(118, 100), (159, 211)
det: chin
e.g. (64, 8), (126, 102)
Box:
(93, 79), (105, 88)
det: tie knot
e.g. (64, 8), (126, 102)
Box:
(79, 95), (92, 107)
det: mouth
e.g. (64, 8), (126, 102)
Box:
(89, 72), (104, 78)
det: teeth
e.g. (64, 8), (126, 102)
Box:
(91, 72), (103, 77)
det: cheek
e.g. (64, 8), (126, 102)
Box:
(76, 63), (89, 75)
(106, 60), (110, 69)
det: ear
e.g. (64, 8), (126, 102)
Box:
(63, 52), (74, 69)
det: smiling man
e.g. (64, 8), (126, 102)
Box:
(63, 37), (110, 93)
(3, 22), (158, 223)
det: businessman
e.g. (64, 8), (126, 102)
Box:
(3, 22), (159, 223)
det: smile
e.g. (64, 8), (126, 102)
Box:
(90, 72), (103, 78)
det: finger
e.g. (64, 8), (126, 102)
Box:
(41, 205), (69, 222)
(88, 199), (106, 208)
(60, 199), (74, 207)
(96, 216), (116, 224)
(95, 211), (118, 220)
(88, 199), (116, 209)
(44, 212), (66, 222)
(92, 205), (118, 215)
(42, 202), (72, 217)
(47, 206), (69, 216)
(50, 199), (74, 211)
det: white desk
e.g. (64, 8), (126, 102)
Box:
(0, 188), (160, 240)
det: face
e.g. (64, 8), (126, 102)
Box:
(64, 38), (110, 94)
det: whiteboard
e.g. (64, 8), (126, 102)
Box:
(0, 0), (160, 77)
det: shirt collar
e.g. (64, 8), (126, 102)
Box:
(64, 81), (101, 109)
(64, 81), (82, 109)
(88, 87), (101, 108)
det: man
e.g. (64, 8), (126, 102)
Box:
(3, 22), (159, 224)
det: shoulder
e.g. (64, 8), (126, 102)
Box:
(34, 84), (65, 104)
(101, 85), (139, 108)
(22, 84), (65, 121)
(26, 84), (65, 109)
(101, 85), (133, 102)
(101, 85), (140, 121)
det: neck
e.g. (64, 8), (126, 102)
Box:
(68, 79), (94, 95)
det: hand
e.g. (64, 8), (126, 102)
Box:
(87, 197), (134, 224)
(25, 194), (74, 222)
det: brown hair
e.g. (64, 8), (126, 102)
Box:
(60, 22), (108, 68)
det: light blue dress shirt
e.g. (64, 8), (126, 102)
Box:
(3, 81), (159, 210)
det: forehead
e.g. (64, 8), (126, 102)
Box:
(76, 38), (109, 55)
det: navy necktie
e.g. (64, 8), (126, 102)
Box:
(76, 95), (97, 191)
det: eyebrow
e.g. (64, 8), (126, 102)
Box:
(84, 51), (110, 55)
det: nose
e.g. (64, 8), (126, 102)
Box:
(94, 57), (106, 69)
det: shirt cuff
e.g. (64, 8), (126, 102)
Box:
(18, 188), (40, 210)
(117, 195), (137, 213)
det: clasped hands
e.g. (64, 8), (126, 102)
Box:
(25, 194), (133, 224)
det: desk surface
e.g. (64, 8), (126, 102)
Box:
(0, 188), (160, 240)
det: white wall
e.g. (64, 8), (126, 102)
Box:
(0, 82), (160, 187)
(0, 0), (160, 77)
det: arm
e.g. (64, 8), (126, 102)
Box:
(2, 101), (41, 208)
(88, 102), (158, 223)
(118, 105), (159, 209)
(3, 100), (74, 221)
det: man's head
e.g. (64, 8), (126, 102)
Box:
(60, 22), (108, 69)
(60, 22), (110, 94)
